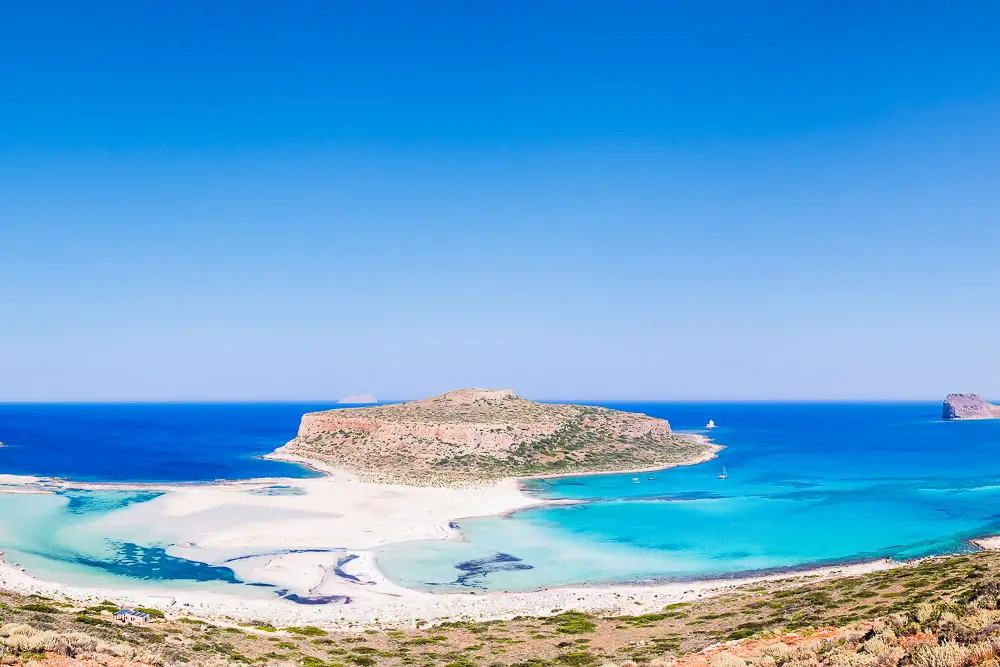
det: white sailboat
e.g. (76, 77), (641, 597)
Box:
(717, 466), (728, 480)
(706, 419), (716, 429)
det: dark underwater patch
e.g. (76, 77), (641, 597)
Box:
(447, 552), (534, 589)
(711, 550), (755, 560)
(276, 590), (351, 605)
(61, 490), (163, 515)
(49, 542), (242, 583)
(248, 485), (306, 496)
(333, 553), (366, 583)
(644, 491), (725, 501)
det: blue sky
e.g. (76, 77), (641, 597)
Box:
(2, 2), (999, 401)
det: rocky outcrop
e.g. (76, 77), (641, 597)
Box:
(942, 394), (1000, 420)
(278, 388), (718, 485)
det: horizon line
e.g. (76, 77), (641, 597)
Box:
(0, 397), (960, 405)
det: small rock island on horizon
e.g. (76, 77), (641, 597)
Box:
(337, 393), (378, 405)
(942, 393), (1000, 420)
(276, 388), (718, 485)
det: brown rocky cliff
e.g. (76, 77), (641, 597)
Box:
(280, 388), (714, 484)
(942, 393), (1000, 420)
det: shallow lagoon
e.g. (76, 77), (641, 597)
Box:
(0, 491), (262, 595)
(375, 402), (1000, 591)
(2, 402), (1000, 595)
(0, 402), (333, 594)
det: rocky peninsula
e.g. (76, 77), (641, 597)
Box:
(0, 391), (729, 642)
(942, 393), (1000, 420)
(275, 388), (718, 485)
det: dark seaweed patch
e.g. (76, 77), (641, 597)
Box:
(445, 552), (534, 589)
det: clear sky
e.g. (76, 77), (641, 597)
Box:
(2, 2), (999, 401)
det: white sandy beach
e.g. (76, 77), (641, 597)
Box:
(0, 475), (41, 485)
(0, 446), (901, 629)
(0, 543), (900, 629)
(971, 536), (1000, 551)
(0, 459), (555, 625)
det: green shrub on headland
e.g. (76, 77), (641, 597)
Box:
(285, 625), (328, 637)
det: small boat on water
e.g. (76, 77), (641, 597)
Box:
(706, 419), (716, 429)
(717, 466), (728, 480)
(632, 477), (640, 484)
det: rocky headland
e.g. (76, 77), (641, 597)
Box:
(942, 393), (1000, 420)
(275, 388), (718, 485)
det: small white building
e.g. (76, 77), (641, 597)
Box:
(113, 609), (150, 625)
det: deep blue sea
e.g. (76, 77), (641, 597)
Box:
(0, 403), (332, 481)
(2, 401), (1000, 594)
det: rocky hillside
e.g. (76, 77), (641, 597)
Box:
(276, 389), (717, 484)
(5, 552), (1000, 666)
(943, 394), (1000, 420)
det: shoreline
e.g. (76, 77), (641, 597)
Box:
(0, 480), (993, 629)
(971, 536), (1000, 551)
(0, 432), (976, 628)
(0, 434), (739, 626)
(0, 431), (718, 490)
(516, 433), (723, 483)
(0, 546), (905, 629)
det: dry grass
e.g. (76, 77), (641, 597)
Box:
(4, 551), (1000, 666)
(0, 621), (162, 664)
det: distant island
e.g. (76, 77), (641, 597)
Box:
(275, 388), (719, 485)
(942, 393), (1000, 420)
(337, 393), (377, 405)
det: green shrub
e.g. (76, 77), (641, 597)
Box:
(548, 612), (596, 635)
(74, 614), (111, 626)
(84, 605), (118, 614)
(133, 607), (165, 619)
(444, 657), (477, 667)
(557, 652), (598, 666)
(286, 625), (328, 637)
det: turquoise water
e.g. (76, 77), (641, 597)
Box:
(0, 491), (259, 594)
(3, 402), (1000, 596)
(375, 402), (1000, 592)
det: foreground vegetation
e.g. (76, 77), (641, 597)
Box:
(4, 552), (1000, 666)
